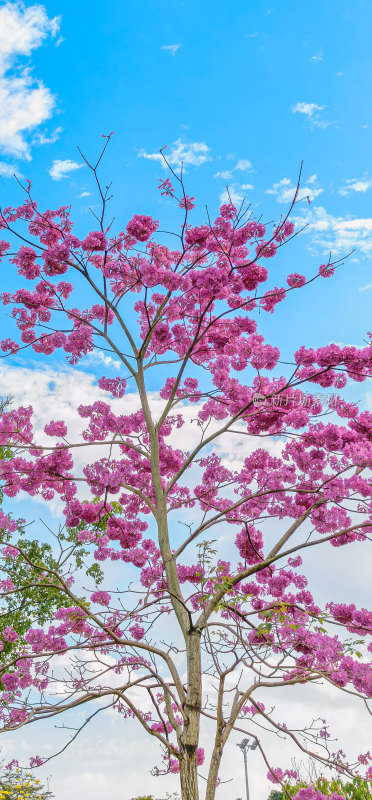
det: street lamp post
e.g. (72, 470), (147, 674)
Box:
(237, 738), (258, 800)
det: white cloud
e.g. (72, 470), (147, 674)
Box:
(33, 125), (62, 145)
(358, 282), (372, 292)
(311, 52), (323, 62)
(241, 183), (254, 190)
(214, 424), (284, 473)
(339, 175), (372, 195)
(161, 43), (181, 56)
(0, 358), (279, 515)
(0, 361), (141, 513)
(214, 160), (252, 179)
(234, 158), (252, 171)
(292, 101), (324, 117)
(219, 187), (245, 206)
(213, 169), (233, 179)
(0, 71), (55, 159)
(0, 2), (60, 61)
(76, 190), (91, 198)
(0, 160), (22, 177)
(0, 361), (201, 510)
(85, 349), (121, 370)
(138, 138), (211, 172)
(292, 101), (332, 129)
(294, 204), (372, 258)
(49, 159), (85, 180)
(266, 175), (323, 203)
(0, 1), (60, 159)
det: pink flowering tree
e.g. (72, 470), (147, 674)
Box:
(0, 139), (371, 800)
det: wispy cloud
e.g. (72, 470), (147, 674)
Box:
(0, 2), (61, 160)
(161, 44), (181, 56)
(214, 169), (233, 179)
(294, 205), (372, 258)
(292, 102), (332, 129)
(292, 101), (324, 117)
(49, 159), (85, 180)
(138, 138), (211, 171)
(85, 349), (121, 370)
(33, 125), (62, 146)
(311, 52), (323, 62)
(266, 175), (323, 203)
(214, 156), (254, 202)
(0, 160), (22, 178)
(214, 159), (252, 179)
(358, 282), (372, 292)
(234, 159), (252, 171)
(339, 175), (372, 196)
(76, 190), (91, 198)
(219, 187), (245, 207)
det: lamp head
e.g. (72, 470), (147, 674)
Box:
(237, 738), (249, 750)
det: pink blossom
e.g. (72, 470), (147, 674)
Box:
(158, 178), (174, 196)
(319, 262), (335, 278)
(0, 338), (19, 354)
(179, 195), (195, 210)
(44, 420), (67, 437)
(287, 273), (306, 288)
(98, 376), (127, 398)
(82, 231), (108, 251)
(90, 591), (111, 606)
(219, 203), (237, 219)
(129, 624), (145, 640)
(2, 626), (18, 642)
(126, 214), (159, 242)
(268, 768), (284, 784)
(260, 286), (286, 313)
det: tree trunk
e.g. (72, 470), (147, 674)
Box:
(205, 743), (223, 800)
(179, 746), (199, 800)
(179, 629), (202, 800)
(138, 369), (203, 800)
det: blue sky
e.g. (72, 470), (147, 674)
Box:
(1, 0), (372, 368)
(0, 2), (372, 799)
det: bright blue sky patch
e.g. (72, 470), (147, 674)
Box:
(0, 0), (371, 364)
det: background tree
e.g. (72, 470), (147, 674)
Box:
(0, 758), (53, 799)
(0, 140), (371, 800)
(267, 771), (372, 800)
(0, 397), (104, 666)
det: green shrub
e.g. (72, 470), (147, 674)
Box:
(268, 777), (372, 800)
(0, 766), (53, 799)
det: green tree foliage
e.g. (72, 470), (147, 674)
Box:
(0, 764), (53, 799)
(268, 777), (372, 800)
(0, 397), (103, 666)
